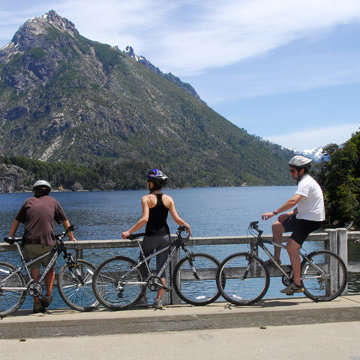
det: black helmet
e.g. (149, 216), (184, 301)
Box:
(288, 155), (312, 170)
(147, 169), (168, 189)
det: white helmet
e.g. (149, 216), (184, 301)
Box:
(32, 180), (52, 191)
(288, 155), (312, 169)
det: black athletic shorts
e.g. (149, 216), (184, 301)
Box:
(140, 234), (170, 277)
(282, 214), (323, 245)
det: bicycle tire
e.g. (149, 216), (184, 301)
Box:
(0, 262), (27, 317)
(173, 253), (221, 305)
(301, 250), (347, 302)
(92, 256), (145, 310)
(216, 252), (270, 305)
(57, 259), (99, 312)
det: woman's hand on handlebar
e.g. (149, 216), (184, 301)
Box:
(122, 231), (131, 239)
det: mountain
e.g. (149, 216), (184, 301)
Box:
(0, 10), (294, 189)
(298, 147), (325, 162)
(124, 46), (201, 100)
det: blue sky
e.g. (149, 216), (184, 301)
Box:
(1, 0), (359, 151)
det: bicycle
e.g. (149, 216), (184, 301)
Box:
(216, 221), (347, 305)
(92, 226), (221, 309)
(0, 226), (99, 316)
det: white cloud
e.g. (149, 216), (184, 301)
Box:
(1, 0), (360, 75)
(265, 123), (360, 151)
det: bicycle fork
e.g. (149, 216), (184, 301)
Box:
(183, 249), (201, 280)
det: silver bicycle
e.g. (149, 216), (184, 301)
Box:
(216, 221), (347, 305)
(0, 226), (98, 316)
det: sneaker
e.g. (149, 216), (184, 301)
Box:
(264, 258), (282, 268)
(40, 295), (53, 308)
(153, 298), (164, 310)
(280, 282), (304, 295)
(33, 302), (45, 314)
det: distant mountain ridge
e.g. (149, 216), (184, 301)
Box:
(124, 46), (201, 100)
(0, 10), (294, 189)
(297, 147), (325, 162)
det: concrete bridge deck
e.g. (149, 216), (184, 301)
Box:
(1, 295), (360, 339)
(1, 296), (360, 360)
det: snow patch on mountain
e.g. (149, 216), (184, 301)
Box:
(297, 146), (325, 162)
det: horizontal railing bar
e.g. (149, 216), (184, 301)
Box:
(0, 232), (331, 252)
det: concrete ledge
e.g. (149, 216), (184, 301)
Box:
(1, 295), (360, 339)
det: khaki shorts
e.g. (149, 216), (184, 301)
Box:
(23, 244), (55, 270)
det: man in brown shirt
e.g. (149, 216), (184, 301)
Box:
(8, 180), (75, 313)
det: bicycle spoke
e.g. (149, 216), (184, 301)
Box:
(58, 259), (99, 311)
(302, 251), (347, 301)
(217, 253), (269, 305)
(92, 256), (145, 310)
(173, 253), (221, 305)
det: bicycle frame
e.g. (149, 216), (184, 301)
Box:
(0, 242), (59, 292)
(250, 228), (326, 280)
(118, 237), (190, 288)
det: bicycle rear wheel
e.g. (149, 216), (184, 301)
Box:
(302, 250), (347, 301)
(0, 262), (27, 317)
(92, 256), (145, 310)
(173, 253), (221, 305)
(58, 259), (99, 312)
(217, 252), (270, 305)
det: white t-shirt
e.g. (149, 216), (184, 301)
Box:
(296, 175), (325, 222)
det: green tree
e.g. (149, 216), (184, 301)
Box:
(318, 131), (360, 227)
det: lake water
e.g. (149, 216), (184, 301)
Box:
(1, 186), (359, 309)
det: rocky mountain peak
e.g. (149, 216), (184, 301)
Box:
(10, 10), (78, 51)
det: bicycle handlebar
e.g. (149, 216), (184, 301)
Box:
(127, 226), (190, 241)
(128, 233), (146, 240)
(4, 225), (75, 244)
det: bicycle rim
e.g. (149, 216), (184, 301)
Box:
(302, 250), (347, 302)
(58, 259), (99, 312)
(92, 256), (145, 310)
(173, 253), (221, 305)
(0, 262), (26, 317)
(217, 253), (269, 305)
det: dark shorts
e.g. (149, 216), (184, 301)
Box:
(140, 234), (170, 277)
(282, 214), (323, 245)
(23, 244), (55, 270)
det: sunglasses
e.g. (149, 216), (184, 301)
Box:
(290, 168), (297, 173)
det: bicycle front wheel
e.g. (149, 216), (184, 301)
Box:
(173, 253), (221, 305)
(92, 256), (145, 310)
(217, 252), (270, 306)
(0, 262), (27, 317)
(58, 259), (99, 312)
(302, 250), (347, 302)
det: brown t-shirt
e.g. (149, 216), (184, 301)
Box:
(16, 195), (67, 246)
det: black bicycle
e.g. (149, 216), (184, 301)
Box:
(92, 226), (221, 309)
(0, 226), (98, 316)
(216, 221), (347, 305)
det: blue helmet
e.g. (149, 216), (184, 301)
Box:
(147, 169), (168, 188)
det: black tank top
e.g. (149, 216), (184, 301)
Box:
(145, 194), (170, 236)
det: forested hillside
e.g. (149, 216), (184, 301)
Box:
(0, 11), (294, 190)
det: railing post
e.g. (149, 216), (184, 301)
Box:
(337, 228), (348, 294)
(326, 229), (338, 295)
(169, 247), (181, 305)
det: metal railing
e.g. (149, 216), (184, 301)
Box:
(0, 229), (357, 304)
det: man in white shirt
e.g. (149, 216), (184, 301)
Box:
(262, 155), (325, 295)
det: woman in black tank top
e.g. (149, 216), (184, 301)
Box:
(122, 169), (191, 309)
